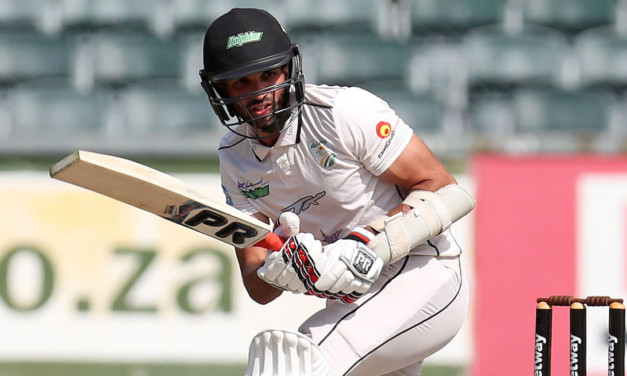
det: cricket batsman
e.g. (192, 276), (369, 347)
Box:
(199, 8), (475, 376)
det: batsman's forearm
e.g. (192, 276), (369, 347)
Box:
(368, 184), (476, 264)
(242, 268), (284, 304)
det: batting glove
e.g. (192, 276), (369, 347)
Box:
(257, 213), (308, 293)
(317, 228), (384, 303)
(259, 232), (351, 301)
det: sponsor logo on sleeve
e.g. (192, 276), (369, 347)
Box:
(377, 129), (396, 159)
(376, 121), (392, 139)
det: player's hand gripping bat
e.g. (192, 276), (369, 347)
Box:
(50, 150), (285, 250)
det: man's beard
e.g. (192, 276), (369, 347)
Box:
(238, 89), (291, 134)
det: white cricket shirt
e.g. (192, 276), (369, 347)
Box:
(219, 84), (460, 256)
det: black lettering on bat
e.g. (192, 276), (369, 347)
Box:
(183, 209), (258, 244)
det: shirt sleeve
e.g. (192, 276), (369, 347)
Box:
(334, 87), (414, 176)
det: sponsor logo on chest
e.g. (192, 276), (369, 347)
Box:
(284, 191), (326, 215)
(309, 139), (337, 168)
(238, 179), (270, 199)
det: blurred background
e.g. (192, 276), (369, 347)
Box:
(0, 0), (626, 375)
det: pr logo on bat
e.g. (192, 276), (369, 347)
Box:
(169, 200), (259, 245)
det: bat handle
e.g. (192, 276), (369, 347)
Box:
(254, 232), (286, 252)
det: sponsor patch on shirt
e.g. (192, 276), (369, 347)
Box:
(377, 129), (396, 159)
(238, 179), (270, 199)
(309, 139), (337, 168)
(284, 191), (326, 215)
(376, 121), (392, 139)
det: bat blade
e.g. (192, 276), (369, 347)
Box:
(50, 150), (283, 250)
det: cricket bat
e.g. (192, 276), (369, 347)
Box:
(50, 150), (284, 250)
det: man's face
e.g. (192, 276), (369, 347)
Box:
(221, 65), (289, 132)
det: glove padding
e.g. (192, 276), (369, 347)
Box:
(259, 231), (383, 303)
(257, 213), (307, 293)
(316, 235), (384, 303)
(257, 244), (308, 294)
(258, 233), (325, 295)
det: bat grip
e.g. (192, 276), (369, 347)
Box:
(254, 232), (286, 251)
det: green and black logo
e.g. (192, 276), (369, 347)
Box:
(227, 31), (263, 49)
(238, 179), (270, 199)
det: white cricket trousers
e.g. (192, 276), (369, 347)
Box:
(299, 254), (469, 376)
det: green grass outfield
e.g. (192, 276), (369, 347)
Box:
(0, 362), (465, 376)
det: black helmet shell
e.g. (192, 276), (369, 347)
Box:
(202, 8), (294, 83)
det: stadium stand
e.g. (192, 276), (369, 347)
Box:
(575, 24), (627, 93)
(513, 87), (611, 133)
(117, 80), (217, 137)
(411, 0), (507, 36)
(463, 23), (569, 93)
(522, 0), (615, 36)
(0, 0), (623, 156)
(298, 30), (412, 86)
(150, 0), (285, 38)
(2, 79), (114, 153)
(0, 30), (71, 86)
(70, 30), (182, 92)
(0, 0), (44, 32)
(283, 0), (380, 32)
(55, 0), (154, 32)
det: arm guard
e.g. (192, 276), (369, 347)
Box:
(367, 184), (475, 264)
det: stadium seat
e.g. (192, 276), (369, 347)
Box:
(71, 30), (182, 91)
(512, 88), (610, 133)
(110, 80), (223, 155)
(179, 32), (205, 92)
(468, 87), (612, 153)
(57, 0), (155, 31)
(0, 0), (42, 30)
(406, 40), (467, 102)
(511, 88), (613, 152)
(8, 81), (112, 140)
(300, 31), (411, 86)
(575, 26), (627, 92)
(411, 0), (507, 36)
(283, 0), (379, 32)
(463, 24), (569, 93)
(117, 81), (217, 136)
(0, 30), (71, 86)
(471, 88), (611, 133)
(468, 91), (515, 136)
(0, 89), (12, 138)
(154, 0), (284, 37)
(523, 0), (615, 35)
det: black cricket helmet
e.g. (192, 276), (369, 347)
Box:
(199, 8), (305, 136)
